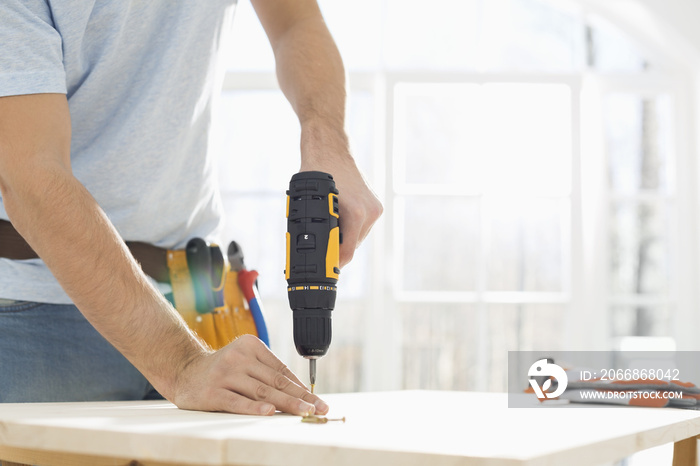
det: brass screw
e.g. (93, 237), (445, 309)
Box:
(301, 415), (346, 424)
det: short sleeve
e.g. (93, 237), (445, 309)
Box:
(0, 0), (67, 97)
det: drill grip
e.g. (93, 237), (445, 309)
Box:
(285, 171), (340, 287)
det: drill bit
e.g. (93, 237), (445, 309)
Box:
(309, 358), (316, 394)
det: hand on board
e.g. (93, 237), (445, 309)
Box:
(300, 155), (383, 269)
(172, 335), (329, 416)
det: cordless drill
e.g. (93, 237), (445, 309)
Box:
(285, 171), (340, 393)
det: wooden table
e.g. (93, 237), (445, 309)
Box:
(1, 391), (700, 466)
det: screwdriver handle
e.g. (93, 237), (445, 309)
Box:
(185, 238), (216, 314)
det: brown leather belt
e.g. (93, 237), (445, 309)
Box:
(0, 219), (171, 283)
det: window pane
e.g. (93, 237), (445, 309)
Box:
(486, 198), (567, 292)
(395, 83), (572, 195)
(383, 0), (479, 71)
(604, 94), (674, 194)
(586, 15), (649, 72)
(395, 83), (484, 189)
(401, 304), (479, 390)
(400, 196), (480, 292)
(517, 304), (566, 352)
(213, 90), (375, 192)
(347, 91), (375, 181)
(486, 304), (565, 391)
(481, 83), (572, 195)
(480, 0), (585, 72)
(610, 201), (671, 295)
(212, 91), (299, 193)
(401, 304), (564, 392)
(610, 305), (672, 338)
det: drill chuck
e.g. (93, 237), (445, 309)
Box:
(292, 308), (332, 357)
(285, 171), (340, 360)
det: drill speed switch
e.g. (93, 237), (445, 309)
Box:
(285, 171), (341, 383)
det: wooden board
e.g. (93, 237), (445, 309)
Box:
(1, 391), (700, 466)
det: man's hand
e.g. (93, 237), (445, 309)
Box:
(0, 93), (326, 416)
(254, 0), (383, 267)
(173, 335), (328, 416)
(300, 147), (382, 268)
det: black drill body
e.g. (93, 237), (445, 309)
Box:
(285, 171), (340, 363)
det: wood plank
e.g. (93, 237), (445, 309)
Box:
(0, 392), (699, 466)
(0, 444), (200, 466)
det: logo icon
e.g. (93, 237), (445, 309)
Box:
(528, 359), (568, 399)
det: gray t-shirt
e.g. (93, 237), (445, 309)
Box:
(0, 0), (238, 303)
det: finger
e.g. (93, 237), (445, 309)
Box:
(339, 222), (360, 268)
(271, 359), (306, 391)
(234, 375), (316, 416)
(340, 204), (380, 268)
(252, 340), (307, 389)
(355, 199), (382, 246)
(215, 388), (276, 416)
(249, 362), (330, 415)
(357, 213), (377, 245)
(279, 365), (308, 394)
(231, 334), (303, 386)
(231, 336), (330, 415)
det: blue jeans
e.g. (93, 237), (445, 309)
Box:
(0, 300), (161, 402)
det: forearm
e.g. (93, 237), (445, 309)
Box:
(254, 1), (383, 266)
(267, 12), (351, 165)
(0, 161), (207, 399)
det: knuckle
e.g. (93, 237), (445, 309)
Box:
(236, 334), (260, 347)
(371, 204), (383, 222)
(281, 366), (296, 380)
(347, 204), (365, 222)
(374, 199), (384, 216)
(275, 360), (290, 373)
(255, 383), (272, 400)
(273, 372), (291, 391)
(340, 248), (355, 264)
(230, 334), (263, 358)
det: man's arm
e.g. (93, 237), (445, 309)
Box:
(252, 0), (383, 267)
(0, 93), (327, 416)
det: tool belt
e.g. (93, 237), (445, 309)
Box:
(0, 220), (268, 350)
